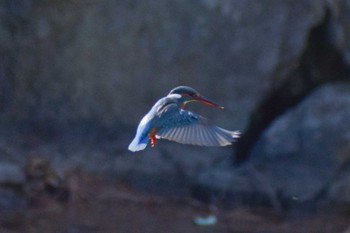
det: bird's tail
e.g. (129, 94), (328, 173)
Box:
(128, 135), (148, 152)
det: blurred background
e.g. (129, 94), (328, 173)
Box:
(1, 0), (350, 232)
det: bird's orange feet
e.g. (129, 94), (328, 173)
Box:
(151, 135), (156, 147)
(149, 128), (157, 147)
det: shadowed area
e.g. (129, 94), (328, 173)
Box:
(234, 9), (350, 164)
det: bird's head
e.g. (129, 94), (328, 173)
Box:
(168, 86), (224, 109)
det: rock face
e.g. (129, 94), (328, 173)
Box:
(0, 0), (326, 126)
(0, 0), (350, 210)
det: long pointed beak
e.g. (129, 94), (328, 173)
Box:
(196, 96), (224, 109)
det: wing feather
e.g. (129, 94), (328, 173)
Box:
(155, 104), (240, 147)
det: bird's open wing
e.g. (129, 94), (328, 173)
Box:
(156, 104), (239, 147)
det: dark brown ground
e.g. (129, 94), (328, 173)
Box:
(0, 171), (349, 233)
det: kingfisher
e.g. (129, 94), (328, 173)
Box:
(128, 86), (240, 152)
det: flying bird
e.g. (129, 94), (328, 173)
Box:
(128, 86), (240, 152)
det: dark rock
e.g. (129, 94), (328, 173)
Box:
(0, 0), (325, 128)
(233, 83), (350, 208)
(0, 188), (26, 210)
(0, 163), (24, 186)
(23, 155), (70, 205)
(235, 7), (350, 164)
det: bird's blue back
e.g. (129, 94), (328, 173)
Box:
(134, 94), (198, 144)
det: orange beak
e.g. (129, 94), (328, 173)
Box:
(196, 96), (224, 109)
